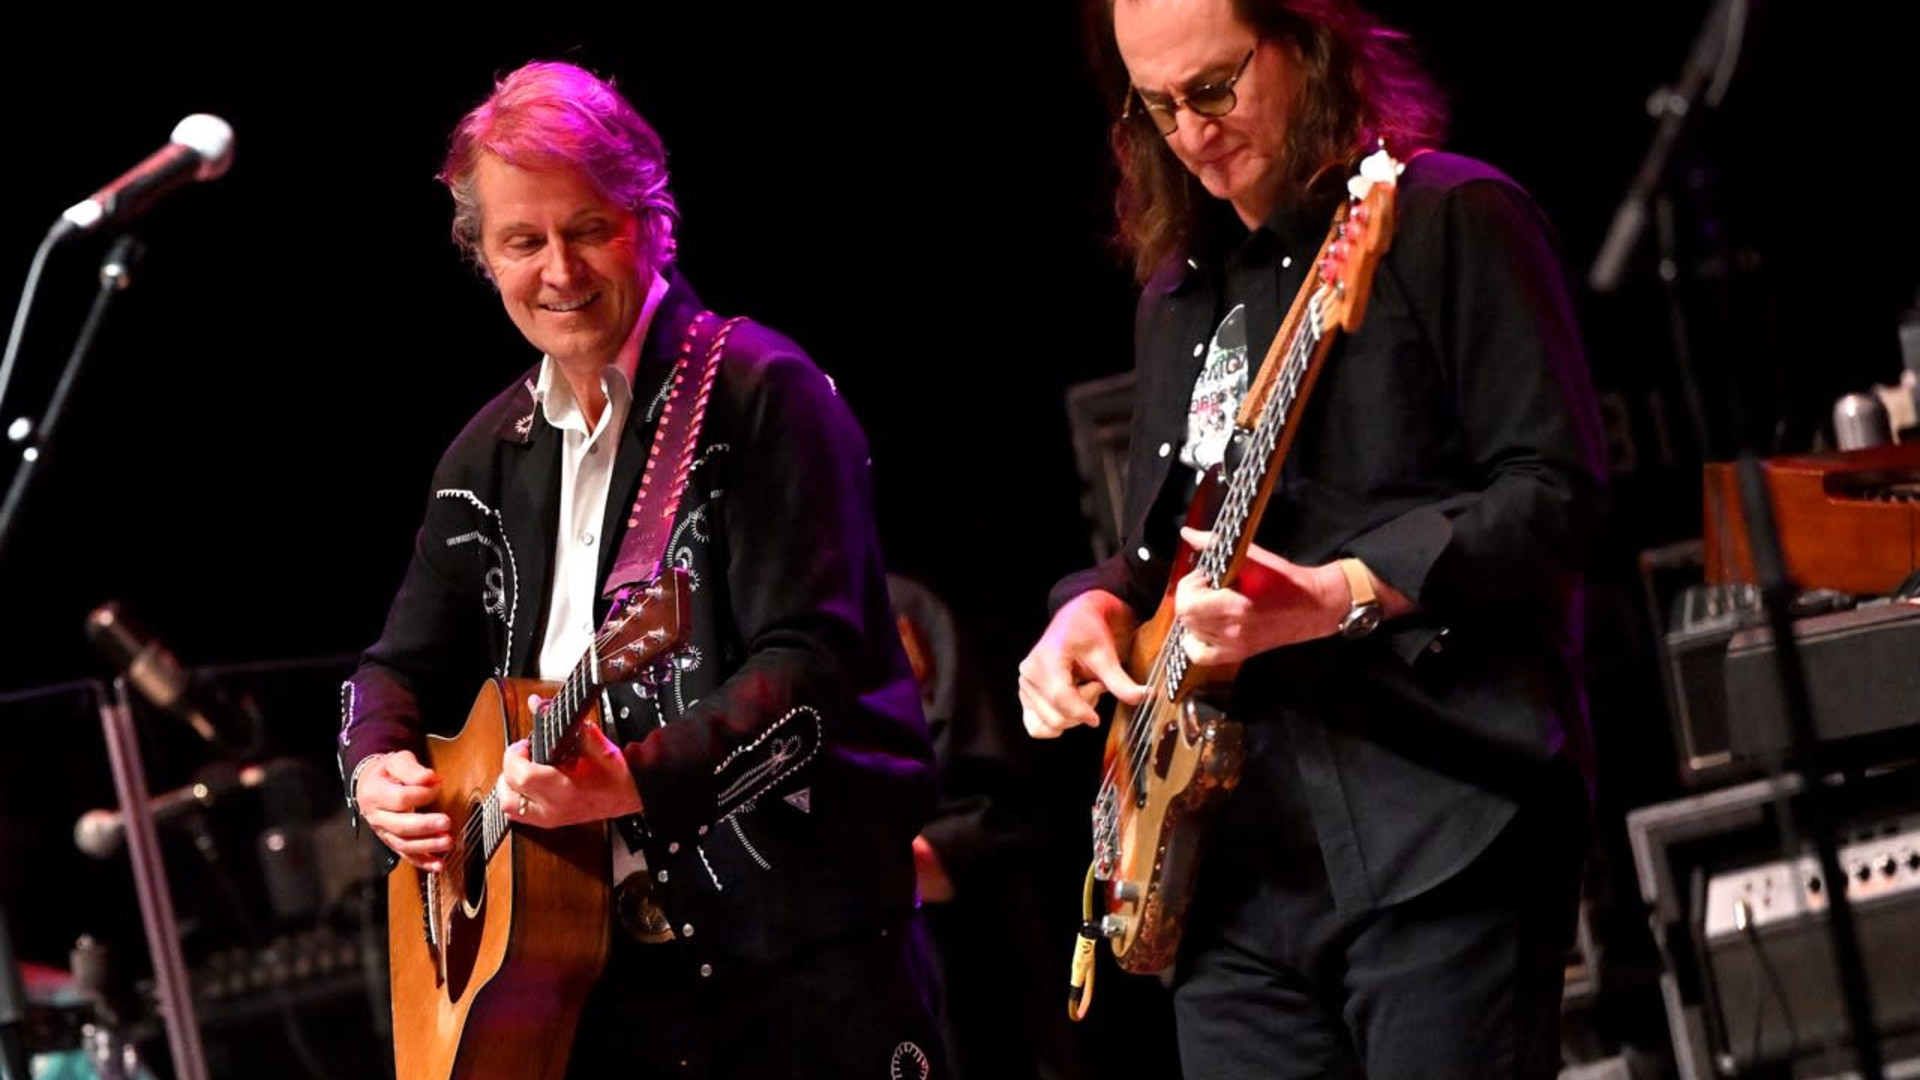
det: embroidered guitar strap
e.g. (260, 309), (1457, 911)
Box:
(599, 308), (741, 945)
(602, 309), (743, 604)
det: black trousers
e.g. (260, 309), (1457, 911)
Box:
(1171, 783), (1586, 1080)
(567, 913), (947, 1080)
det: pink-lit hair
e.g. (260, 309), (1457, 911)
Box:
(440, 60), (679, 274)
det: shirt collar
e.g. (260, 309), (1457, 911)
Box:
(532, 270), (670, 433)
(1163, 180), (1345, 294)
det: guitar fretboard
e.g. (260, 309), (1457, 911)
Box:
(470, 642), (603, 864)
(1160, 285), (1329, 701)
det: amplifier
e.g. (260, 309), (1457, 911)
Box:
(1702, 819), (1920, 1071)
(1724, 600), (1920, 758)
(1658, 582), (1765, 785)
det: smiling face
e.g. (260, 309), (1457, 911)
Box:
(1114, 0), (1300, 228)
(474, 152), (648, 374)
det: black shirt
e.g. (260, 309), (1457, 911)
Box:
(1056, 152), (1608, 911)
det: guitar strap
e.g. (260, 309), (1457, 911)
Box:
(601, 309), (743, 606)
(600, 308), (741, 946)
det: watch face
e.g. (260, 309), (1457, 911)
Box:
(1341, 603), (1382, 639)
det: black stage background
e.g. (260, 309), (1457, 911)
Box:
(0, 4), (1912, 1076)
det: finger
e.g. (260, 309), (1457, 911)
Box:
(581, 724), (621, 758)
(1181, 632), (1215, 666)
(384, 751), (440, 786)
(1179, 526), (1215, 551)
(1078, 647), (1148, 706)
(377, 831), (449, 872)
(396, 853), (444, 873)
(1174, 569), (1210, 620)
(359, 774), (437, 815)
(1017, 679), (1085, 739)
(365, 807), (452, 843)
(1017, 655), (1087, 723)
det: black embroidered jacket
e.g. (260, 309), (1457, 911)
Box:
(339, 270), (936, 962)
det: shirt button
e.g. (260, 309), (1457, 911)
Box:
(619, 705), (631, 720)
(1192, 342), (1205, 357)
(698, 963), (713, 978)
(587, 443), (600, 455)
(1137, 546), (1152, 561)
(1157, 442), (1171, 458)
(697, 825), (709, 837)
(681, 923), (695, 938)
(667, 841), (680, 854)
(656, 869), (669, 883)
(581, 532), (596, 546)
(1281, 255), (1293, 269)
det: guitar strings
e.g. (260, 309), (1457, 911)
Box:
(413, 596), (672, 949)
(1101, 287), (1327, 830)
(1095, 192), (1365, 831)
(428, 608), (649, 886)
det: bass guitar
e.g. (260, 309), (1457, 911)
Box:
(1087, 150), (1402, 978)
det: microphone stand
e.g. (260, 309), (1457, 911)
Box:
(1597, 2), (1884, 1074)
(1733, 467), (1885, 1080)
(96, 677), (209, 1080)
(0, 233), (142, 573)
(1588, 0), (1749, 296)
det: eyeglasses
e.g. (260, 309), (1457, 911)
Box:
(1123, 48), (1257, 136)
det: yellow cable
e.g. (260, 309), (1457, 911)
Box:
(1067, 862), (1100, 1022)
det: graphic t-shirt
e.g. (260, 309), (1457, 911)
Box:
(1181, 303), (1250, 476)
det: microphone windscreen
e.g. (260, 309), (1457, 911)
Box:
(171, 114), (234, 180)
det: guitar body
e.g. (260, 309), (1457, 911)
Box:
(388, 677), (610, 1080)
(1099, 489), (1247, 975)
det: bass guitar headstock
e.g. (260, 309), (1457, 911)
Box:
(1318, 146), (1403, 333)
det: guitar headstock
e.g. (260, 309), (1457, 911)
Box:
(1317, 146), (1402, 333)
(593, 567), (692, 685)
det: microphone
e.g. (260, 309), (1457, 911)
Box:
(72, 759), (293, 859)
(84, 601), (223, 746)
(55, 113), (234, 239)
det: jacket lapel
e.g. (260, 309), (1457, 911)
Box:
(497, 377), (560, 679)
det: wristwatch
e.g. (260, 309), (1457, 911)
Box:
(1335, 558), (1383, 640)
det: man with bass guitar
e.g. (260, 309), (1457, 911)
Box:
(1019, 1), (1607, 1077)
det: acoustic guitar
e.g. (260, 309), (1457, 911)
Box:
(387, 569), (690, 1080)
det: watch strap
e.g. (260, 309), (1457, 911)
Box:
(1337, 557), (1376, 608)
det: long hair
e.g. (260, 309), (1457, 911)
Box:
(439, 60), (679, 276)
(1096, 0), (1448, 282)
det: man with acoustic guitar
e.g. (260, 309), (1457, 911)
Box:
(340, 60), (944, 1080)
(1019, 1), (1607, 1077)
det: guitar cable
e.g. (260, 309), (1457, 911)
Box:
(1067, 863), (1100, 1023)
(1734, 897), (1802, 1069)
